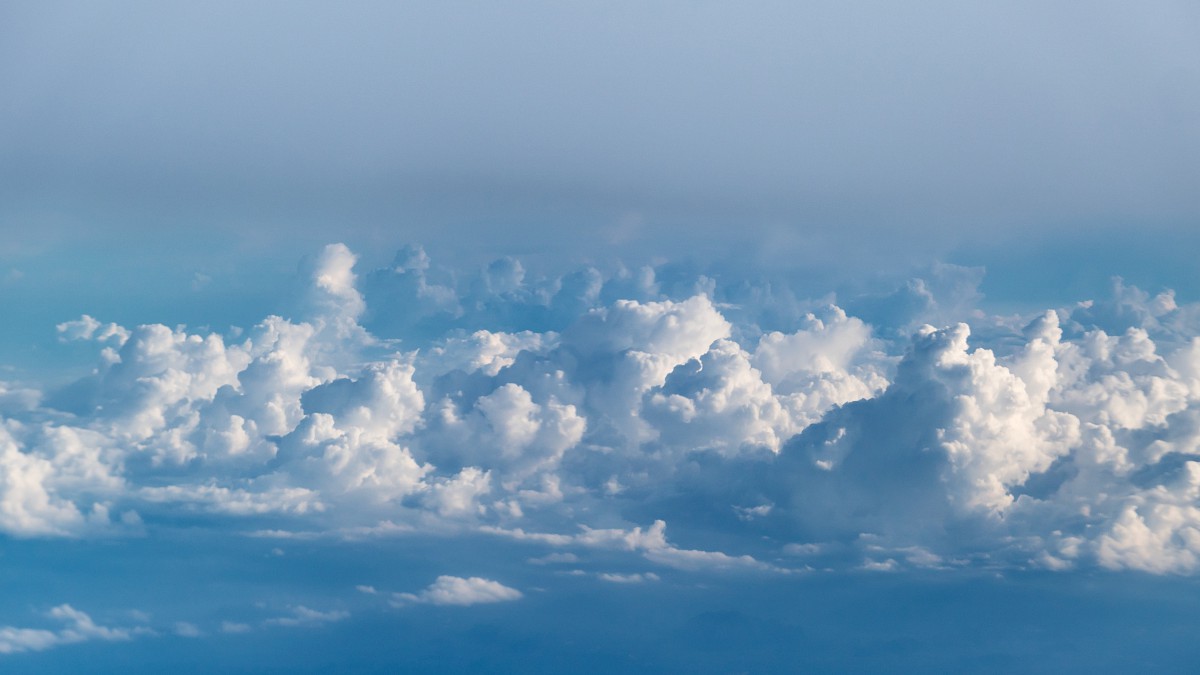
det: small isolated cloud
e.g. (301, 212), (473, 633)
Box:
(173, 622), (202, 638)
(0, 605), (148, 655)
(393, 576), (522, 607)
(597, 572), (660, 584)
(191, 272), (212, 291)
(264, 606), (349, 628)
(859, 559), (900, 573)
(733, 504), (773, 521)
(782, 543), (825, 556)
(220, 621), (251, 634)
(527, 552), (579, 565)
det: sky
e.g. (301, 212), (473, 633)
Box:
(2, 2), (1200, 672)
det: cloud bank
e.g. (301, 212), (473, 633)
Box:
(5, 244), (1200, 575)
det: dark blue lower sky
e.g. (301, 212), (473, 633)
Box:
(6, 529), (1199, 674)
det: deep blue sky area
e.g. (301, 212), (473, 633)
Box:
(2, 2), (1200, 672)
(7, 530), (1200, 674)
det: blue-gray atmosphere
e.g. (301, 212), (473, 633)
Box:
(2, 2), (1200, 672)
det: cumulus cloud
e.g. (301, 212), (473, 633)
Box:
(0, 421), (125, 537)
(393, 576), (522, 607)
(12, 242), (1200, 577)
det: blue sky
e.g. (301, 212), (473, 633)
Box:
(2, 2), (1200, 672)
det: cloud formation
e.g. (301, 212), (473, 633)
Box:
(7, 244), (1200, 576)
(264, 606), (350, 628)
(394, 576), (522, 607)
(0, 605), (146, 655)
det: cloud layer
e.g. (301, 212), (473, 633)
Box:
(6, 244), (1200, 576)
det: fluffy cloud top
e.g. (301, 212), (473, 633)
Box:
(394, 576), (523, 607)
(6, 245), (1200, 576)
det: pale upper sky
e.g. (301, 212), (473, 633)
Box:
(2, 1), (1198, 272)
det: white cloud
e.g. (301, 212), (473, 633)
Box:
(422, 467), (492, 518)
(421, 330), (555, 379)
(138, 484), (324, 516)
(0, 605), (147, 655)
(0, 422), (124, 537)
(16, 243), (1200, 576)
(859, 559), (899, 572)
(484, 520), (790, 573)
(422, 383), (585, 488)
(56, 315), (129, 345)
(597, 572), (660, 584)
(645, 339), (794, 455)
(264, 606), (350, 627)
(393, 576), (522, 607)
(528, 552), (578, 565)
